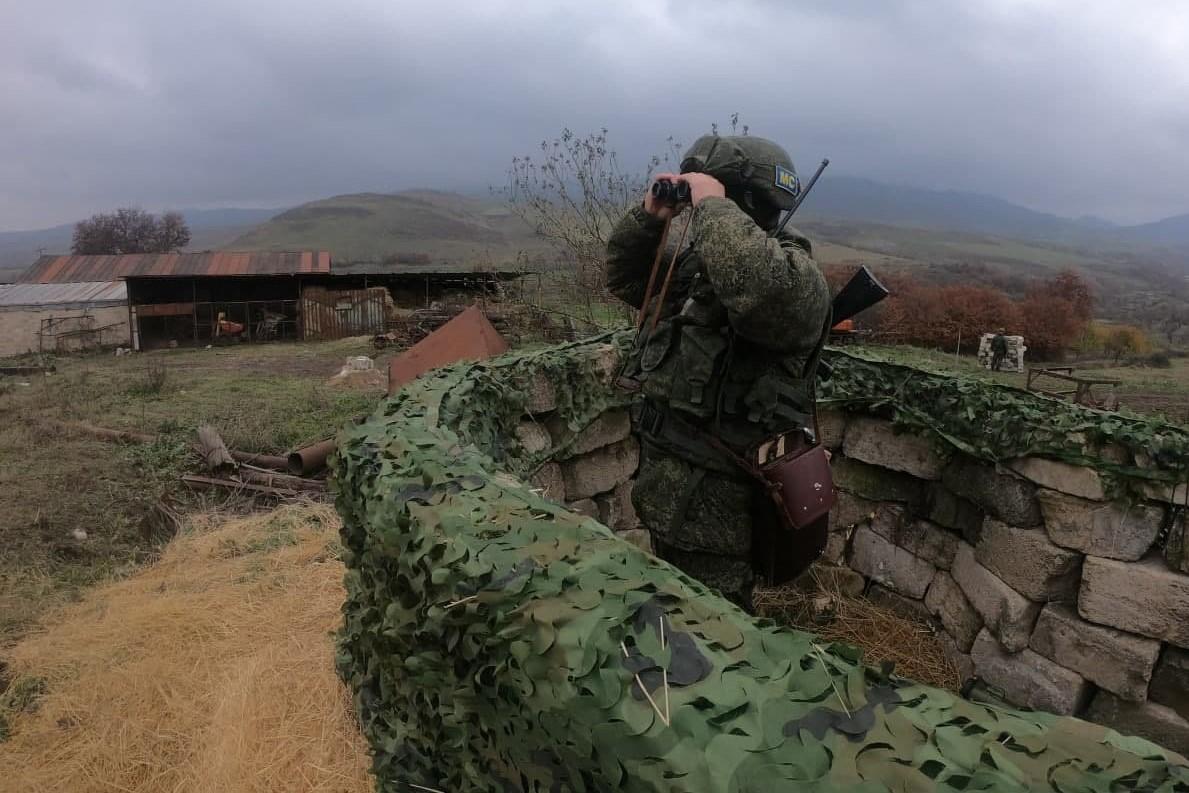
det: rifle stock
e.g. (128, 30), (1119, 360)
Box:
(831, 265), (889, 324)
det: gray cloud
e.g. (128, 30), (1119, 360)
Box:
(2, 0), (1187, 229)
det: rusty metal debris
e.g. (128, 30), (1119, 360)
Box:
(287, 438), (336, 476)
(387, 304), (508, 394)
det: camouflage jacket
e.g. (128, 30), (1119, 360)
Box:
(606, 197), (831, 453)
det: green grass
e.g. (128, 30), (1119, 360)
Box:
(842, 342), (1189, 426)
(0, 337), (384, 645)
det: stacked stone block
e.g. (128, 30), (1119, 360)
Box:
(977, 332), (1026, 372)
(820, 409), (1189, 755)
(528, 387), (1189, 756)
(518, 378), (648, 553)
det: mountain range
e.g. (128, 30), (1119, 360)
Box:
(3, 179), (1189, 282)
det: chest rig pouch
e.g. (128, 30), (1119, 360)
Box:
(713, 320), (836, 585)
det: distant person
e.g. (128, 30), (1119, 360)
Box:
(990, 329), (1008, 371)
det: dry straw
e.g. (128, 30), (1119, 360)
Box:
(0, 503), (372, 793)
(753, 566), (963, 692)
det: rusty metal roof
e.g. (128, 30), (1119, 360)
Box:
(0, 281), (127, 309)
(17, 251), (331, 283)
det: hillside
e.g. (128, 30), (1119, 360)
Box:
(225, 191), (552, 268)
(803, 176), (1189, 250)
(802, 217), (1189, 323)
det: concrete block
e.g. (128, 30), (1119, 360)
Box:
(590, 343), (619, 383)
(616, 528), (653, 554)
(1029, 604), (1161, 701)
(843, 417), (943, 480)
(595, 480), (639, 531)
(1038, 490), (1162, 561)
(952, 543), (1041, 652)
(869, 502), (911, 537)
(817, 408), (847, 450)
(567, 498), (600, 519)
(523, 372), (557, 414)
(1163, 520), (1189, 575)
(1086, 691), (1189, 759)
(830, 490), (878, 532)
(925, 484), (984, 545)
(873, 518), (959, 570)
(970, 630), (1091, 716)
(560, 438), (640, 501)
(849, 525), (936, 599)
(1009, 457), (1106, 500)
(832, 457), (926, 510)
(1151, 647), (1189, 721)
(552, 409), (632, 459)
(975, 519), (1082, 601)
(939, 633), (975, 684)
(823, 527), (853, 566)
(925, 570), (983, 652)
(1141, 480), (1189, 505)
(528, 462), (565, 502)
(515, 420), (552, 455)
(943, 457), (1042, 527)
(1079, 555), (1189, 648)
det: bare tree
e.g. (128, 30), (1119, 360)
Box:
(504, 129), (682, 321)
(72, 208), (191, 255)
(154, 211), (192, 252)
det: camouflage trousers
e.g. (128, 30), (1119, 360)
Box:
(632, 441), (759, 612)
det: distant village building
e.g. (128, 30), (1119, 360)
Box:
(0, 281), (129, 356)
(14, 252), (521, 351)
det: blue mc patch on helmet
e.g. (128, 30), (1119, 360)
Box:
(775, 164), (800, 197)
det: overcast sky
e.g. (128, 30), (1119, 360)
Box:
(2, 0), (1187, 230)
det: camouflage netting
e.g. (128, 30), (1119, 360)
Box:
(334, 333), (1189, 792)
(819, 347), (1189, 488)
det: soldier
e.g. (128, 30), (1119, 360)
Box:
(605, 135), (831, 611)
(990, 329), (1008, 371)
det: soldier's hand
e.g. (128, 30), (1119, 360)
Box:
(643, 173), (680, 221)
(681, 173), (727, 206)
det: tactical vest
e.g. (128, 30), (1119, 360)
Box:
(625, 233), (822, 468)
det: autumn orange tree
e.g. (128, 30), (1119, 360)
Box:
(1020, 269), (1094, 358)
(872, 276), (1021, 352)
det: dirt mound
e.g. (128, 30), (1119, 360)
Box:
(0, 504), (371, 793)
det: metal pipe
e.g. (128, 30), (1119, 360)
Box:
(287, 438), (336, 475)
(227, 449), (290, 471)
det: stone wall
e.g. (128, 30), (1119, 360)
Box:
(510, 363), (1189, 756)
(0, 304), (130, 357)
(335, 334), (1189, 789)
(817, 409), (1189, 755)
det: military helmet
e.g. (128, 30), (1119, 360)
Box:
(680, 135), (799, 212)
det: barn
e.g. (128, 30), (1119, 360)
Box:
(0, 281), (130, 356)
(16, 251), (521, 351)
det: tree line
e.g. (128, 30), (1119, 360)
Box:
(826, 265), (1153, 361)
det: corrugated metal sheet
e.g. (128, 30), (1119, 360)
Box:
(18, 251), (331, 283)
(301, 286), (389, 340)
(0, 281), (127, 309)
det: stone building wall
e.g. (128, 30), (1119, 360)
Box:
(510, 368), (1189, 756)
(0, 304), (130, 356)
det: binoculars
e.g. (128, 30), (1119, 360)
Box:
(651, 178), (690, 205)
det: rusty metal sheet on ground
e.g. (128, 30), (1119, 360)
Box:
(387, 305), (508, 393)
